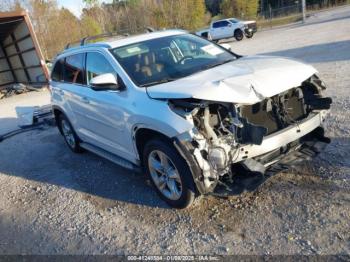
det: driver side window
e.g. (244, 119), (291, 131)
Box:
(221, 21), (230, 27)
(86, 52), (116, 85)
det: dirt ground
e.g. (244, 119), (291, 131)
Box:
(0, 7), (349, 255)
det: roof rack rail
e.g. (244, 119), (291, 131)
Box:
(145, 27), (156, 33)
(64, 41), (80, 50)
(80, 32), (129, 46)
(64, 32), (126, 50)
(64, 27), (157, 50)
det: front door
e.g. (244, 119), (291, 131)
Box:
(75, 51), (135, 161)
(220, 20), (233, 38)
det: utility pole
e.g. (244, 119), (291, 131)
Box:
(302, 0), (306, 23)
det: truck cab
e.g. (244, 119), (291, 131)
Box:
(210, 19), (245, 41)
(197, 18), (257, 42)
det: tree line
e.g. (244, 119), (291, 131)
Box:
(0, 0), (348, 59)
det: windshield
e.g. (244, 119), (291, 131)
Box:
(110, 34), (237, 87)
(230, 18), (240, 23)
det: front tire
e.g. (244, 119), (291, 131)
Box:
(234, 29), (244, 41)
(143, 139), (196, 208)
(58, 114), (83, 153)
(245, 32), (254, 38)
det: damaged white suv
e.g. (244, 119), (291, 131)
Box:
(50, 30), (332, 208)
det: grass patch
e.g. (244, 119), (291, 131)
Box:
(257, 14), (303, 29)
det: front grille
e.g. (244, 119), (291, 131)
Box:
(247, 22), (257, 31)
(239, 88), (307, 135)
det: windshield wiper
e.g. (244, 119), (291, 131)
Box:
(139, 78), (176, 87)
(201, 58), (236, 71)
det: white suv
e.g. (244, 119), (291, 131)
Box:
(50, 30), (332, 208)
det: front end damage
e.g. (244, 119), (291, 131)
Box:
(171, 75), (332, 196)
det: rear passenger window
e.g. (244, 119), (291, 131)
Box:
(63, 53), (85, 85)
(86, 52), (115, 85)
(213, 22), (221, 28)
(51, 59), (64, 82)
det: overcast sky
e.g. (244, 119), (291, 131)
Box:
(57, 0), (113, 18)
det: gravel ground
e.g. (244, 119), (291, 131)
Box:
(0, 7), (349, 255)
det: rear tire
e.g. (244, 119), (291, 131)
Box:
(234, 29), (244, 41)
(143, 138), (196, 208)
(58, 114), (83, 153)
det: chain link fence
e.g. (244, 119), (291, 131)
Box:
(258, 0), (350, 25)
(259, 3), (302, 20)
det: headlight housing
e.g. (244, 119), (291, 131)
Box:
(208, 146), (227, 171)
(311, 74), (327, 90)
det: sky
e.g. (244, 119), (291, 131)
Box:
(57, 0), (113, 18)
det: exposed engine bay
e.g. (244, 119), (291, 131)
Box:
(170, 75), (332, 195)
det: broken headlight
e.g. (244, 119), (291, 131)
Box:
(208, 146), (227, 171)
(311, 74), (327, 90)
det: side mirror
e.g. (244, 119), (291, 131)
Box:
(220, 43), (232, 51)
(90, 73), (120, 91)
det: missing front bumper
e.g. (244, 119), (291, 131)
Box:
(174, 109), (330, 196)
(233, 111), (328, 163)
(212, 126), (330, 197)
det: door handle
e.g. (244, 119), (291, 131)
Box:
(81, 97), (90, 104)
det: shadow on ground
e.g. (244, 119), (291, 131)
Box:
(0, 127), (169, 209)
(0, 117), (21, 135)
(0, 123), (348, 210)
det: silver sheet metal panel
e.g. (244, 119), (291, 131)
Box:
(0, 11), (49, 88)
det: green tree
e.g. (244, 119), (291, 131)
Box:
(81, 15), (102, 37)
(188, 0), (207, 30)
(205, 0), (223, 16)
(149, 0), (207, 30)
(221, 0), (258, 19)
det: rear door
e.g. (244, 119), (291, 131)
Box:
(210, 21), (223, 40)
(57, 53), (88, 132)
(50, 53), (87, 131)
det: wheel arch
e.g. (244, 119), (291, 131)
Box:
(52, 105), (65, 134)
(133, 127), (174, 165)
(134, 127), (202, 199)
(52, 105), (76, 136)
(234, 28), (243, 35)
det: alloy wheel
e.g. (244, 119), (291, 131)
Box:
(148, 150), (183, 200)
(61, 119), (76, 148)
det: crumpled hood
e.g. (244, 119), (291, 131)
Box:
(146, 55), (317, 104)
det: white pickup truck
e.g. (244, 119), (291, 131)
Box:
(196, 18), (257, 42)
